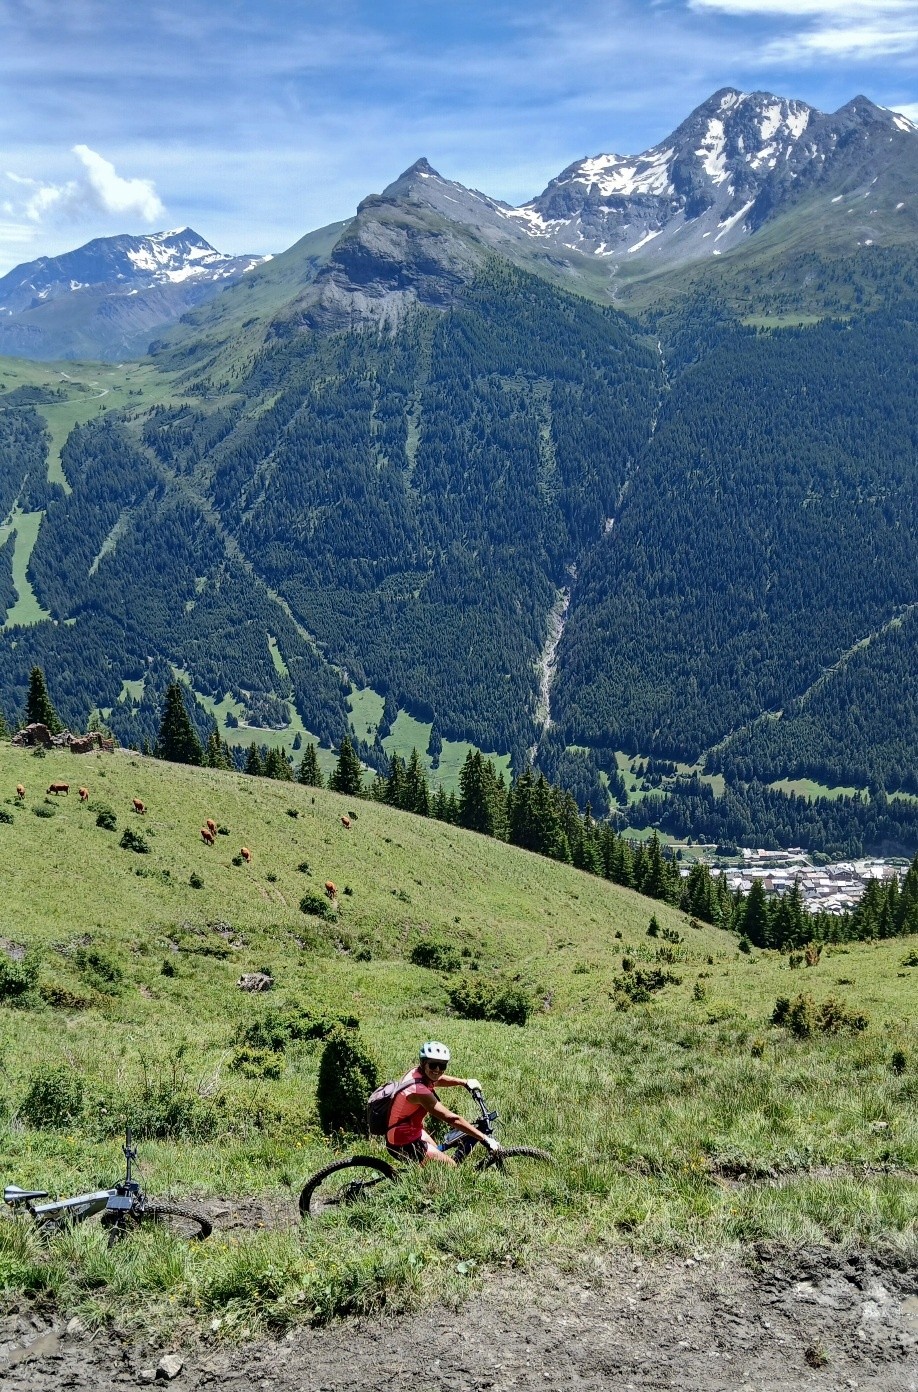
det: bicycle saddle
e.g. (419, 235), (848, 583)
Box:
(4, 1185), (50, 1203)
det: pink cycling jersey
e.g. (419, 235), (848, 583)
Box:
(387, 1068), (436, 1145)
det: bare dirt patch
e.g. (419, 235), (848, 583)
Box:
(1, 1246), (916, 1391)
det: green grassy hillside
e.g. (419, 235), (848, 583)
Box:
(0, 745), (914, 1335)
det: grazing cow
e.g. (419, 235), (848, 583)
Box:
(240, 846), (252, 863)
(340, 815), (351, 829)
(78, 787), (89, 802)
(47, 783), (69, 795)
(200, 827), (215, 846)
(324, 880), (337, 900)
(132, 798), (145, 815)
(205, 818), (217, 835)
(15, 785), (24, 800)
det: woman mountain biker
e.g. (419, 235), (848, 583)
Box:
(386, 1041), (500, 1166)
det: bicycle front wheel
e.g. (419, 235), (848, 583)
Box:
(138, 1203), (212, 1240)
(299, 1156), (397, 1219)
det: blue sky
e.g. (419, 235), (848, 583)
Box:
(1, 0), (917, 274)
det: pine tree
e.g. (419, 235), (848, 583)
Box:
(203, 720), (232, 770)
(0, 708), (8, 741)
(25, 666), (62, 734)
(385, 753), (406, 807)
(155, 682), (202, 765)
(297, 743), (323, 787)
(741, 877), (771, 948)
(403, 749), (430, 816)
(264, 744), (293, 780)
(329, 734), (363, 796)
(245, 742), (264, 777)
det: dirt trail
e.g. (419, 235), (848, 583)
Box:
(1, 1246), (916, 1391)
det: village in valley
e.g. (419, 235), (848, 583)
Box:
(705, 848), (907, 916)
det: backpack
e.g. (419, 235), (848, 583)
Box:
(366, 1075), (419, 1138)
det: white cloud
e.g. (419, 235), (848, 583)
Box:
(3, 146), (164, 229)
(71, 145), (164, 220)
(688, 0), (918, 62)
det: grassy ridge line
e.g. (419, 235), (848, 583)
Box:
(0, 744), (915, 1334)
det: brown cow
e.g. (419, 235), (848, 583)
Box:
(205, 818), (217, 835)
(240, 846), (252, 863)
(15, 784), (24, 800)
(200, 827), (215, 845)
(324, 880), (337, 900)
(78, 787), (89, 802)
(132, 798), (146, 815)
(47, 783), (69, 795)
(340, 815), (351, 829)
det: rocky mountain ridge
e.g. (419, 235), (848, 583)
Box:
(0, 229), (266, 361)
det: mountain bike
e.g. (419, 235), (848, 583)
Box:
(3, 1128), (212, 1244)
(299, 1087), (552, 1218)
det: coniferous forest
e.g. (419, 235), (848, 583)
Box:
(1, 249), (918, 855)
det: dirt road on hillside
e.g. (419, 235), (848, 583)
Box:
(1, 1246), (916, 1391)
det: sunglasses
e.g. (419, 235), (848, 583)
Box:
(424, 1060), (447, 1071)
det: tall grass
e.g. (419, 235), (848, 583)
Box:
(0, 743), (914, 1332)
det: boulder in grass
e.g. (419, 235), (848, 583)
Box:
(237, 972), (273, 992)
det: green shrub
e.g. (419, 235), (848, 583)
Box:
(119, 826), (149, 853)
(237, 1003), (355, 1053)
(189, 871), (204, 889)
(94, 804), (117, 831)
(646, 916), (660, 937)
(316, 1025), (380, 1135)
(161, 957), (178, 977)
(300, 891), (333, 919)
(21, 1064), (84, 1129)
(0, 953), (39, 1004)
(297, 861), (311, 874)
(612, 965), (680, 1006)
(772, 992), (868, 1037)
(891, 1048), (908, 1074)
(901, 949), (918, 968)
(693, 980), (708, 1001)
(32, 803), (55, 818)
(737, 937), (752, 954)
(409, 939), (461, 972)
(448, 975), (534, 1026)
(74, 947), (122, 994)
(103, 1084), (218, 1141)
(230, 1046), (283, 1080)
(38, 983), (95, 1011)
(0, 808), (12, 825)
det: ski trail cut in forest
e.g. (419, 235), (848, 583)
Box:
(705, 600), (918, 759)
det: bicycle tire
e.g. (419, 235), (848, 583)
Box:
(476, 1145), (555, 1174)
(299, 1155), (398, 1219)
(136, 1203), (212, 1240)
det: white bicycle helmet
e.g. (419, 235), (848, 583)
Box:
(419, 1040), (451, 1063)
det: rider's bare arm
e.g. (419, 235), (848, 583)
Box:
(435, 1074), (475, 1088)
(426, 1097), (499, 1149)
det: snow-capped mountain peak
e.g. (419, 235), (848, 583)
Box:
(501, 89), (914, 267)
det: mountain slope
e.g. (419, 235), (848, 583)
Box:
(0, 229), (267, 361)
(2, 87), (918, 820)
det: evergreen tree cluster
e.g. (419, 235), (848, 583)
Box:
(628, 773), (918, 860)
